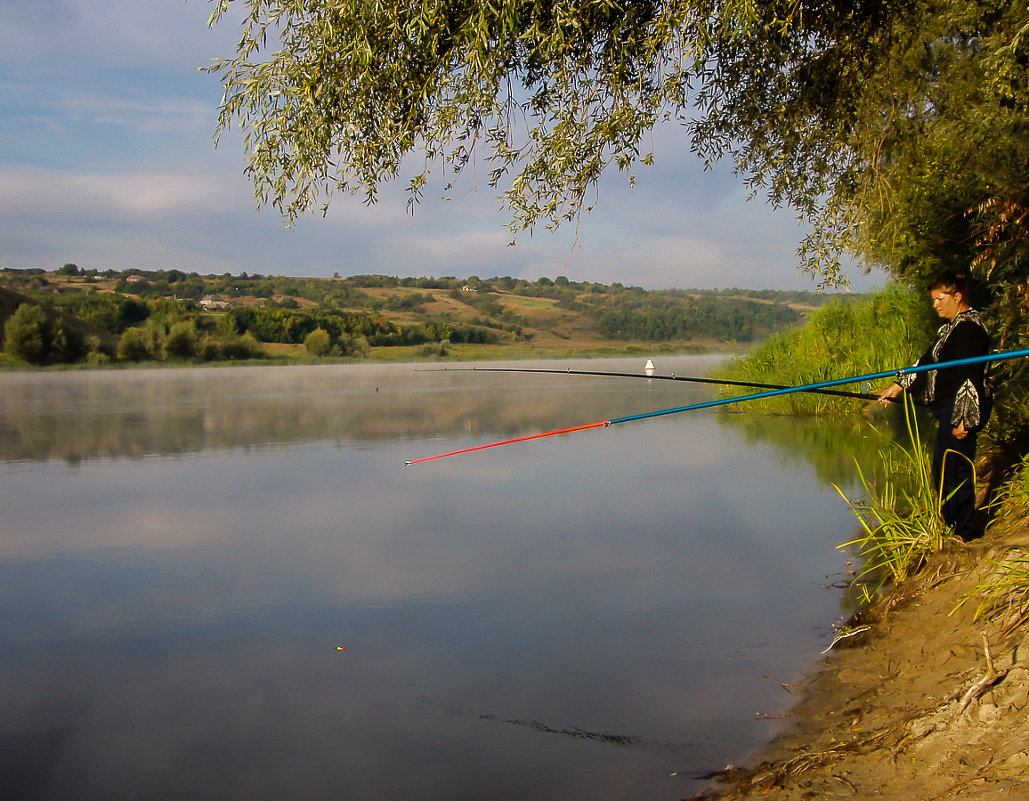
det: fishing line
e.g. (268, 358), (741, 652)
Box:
(417, 366), (884, 402)
(405, 347), (1029, 466)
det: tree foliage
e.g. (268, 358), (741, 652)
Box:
(207, 2), (1028, 288)
(205, 0), (729, 229)
(593, 292), (799, 341)
(4, 304), (50, 364)
(3, 303), (84, 365)
(165, 320), (210, 360)
(117, 320), (167, 362)
(46, 293), (151, 334)
(226, 305), (404, 344)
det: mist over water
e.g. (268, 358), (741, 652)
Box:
(0, 357), (867, 800)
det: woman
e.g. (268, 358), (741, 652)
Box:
(878, 270), (992, 540)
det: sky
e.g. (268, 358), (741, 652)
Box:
(0, 0), (885, 291)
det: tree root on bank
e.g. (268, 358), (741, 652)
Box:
(954, 631), (1007, 715)
(698, 727), (901, 799)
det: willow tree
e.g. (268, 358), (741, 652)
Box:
(206, 0), (1028, 298)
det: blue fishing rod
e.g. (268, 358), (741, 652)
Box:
(405, 348), (1029, 465)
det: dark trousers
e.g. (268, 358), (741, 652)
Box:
(930, 399), (979, 538)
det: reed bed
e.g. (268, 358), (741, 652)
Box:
(714, 283), (935, 417)
(718, 284), (949, 603)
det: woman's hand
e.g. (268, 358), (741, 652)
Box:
(878, 382), (904, 404)
(953, 420), (968, 440)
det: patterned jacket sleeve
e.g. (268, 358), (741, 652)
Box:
(953, 380), (982, 428)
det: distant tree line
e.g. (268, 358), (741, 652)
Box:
(44, 293), (181, 334)
(2, 301), (266, 366)
(589, 294), (801, 342)
(223, 306), (498, 347)
(2, 265), (849, 314)
(2, 266), (841, 366)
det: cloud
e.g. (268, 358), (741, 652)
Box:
(57, 90), (214, 135)
(528, 232), (781, 290)
(0, 2), (886, 288)
(0, 0), (234, 71)
(386, 230), (512, 271)
(0, 166), (233, 221)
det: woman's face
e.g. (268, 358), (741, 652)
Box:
(931, 289), (964, 321)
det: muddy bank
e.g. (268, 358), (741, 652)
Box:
(700, 521), (1029, 801)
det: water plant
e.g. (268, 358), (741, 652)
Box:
(833, 395), (956, 603)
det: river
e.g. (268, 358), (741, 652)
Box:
(0, 356), (872, 800)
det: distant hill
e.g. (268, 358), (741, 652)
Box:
(1, 267), (864, 361)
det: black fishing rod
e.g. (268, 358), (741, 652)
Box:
(417, 365), (886, 403)
(406, 347), (1029, 465)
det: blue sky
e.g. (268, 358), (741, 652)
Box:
(0, 0), (884, 290)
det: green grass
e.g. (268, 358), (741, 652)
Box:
(957, 557), (1029, 633)
(955, 454), (1029, 629)
(987, 452), (1029, 523)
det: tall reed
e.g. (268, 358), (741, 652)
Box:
(833, 395), (955, 603)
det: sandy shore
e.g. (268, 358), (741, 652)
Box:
(698, 519), (1029, 800)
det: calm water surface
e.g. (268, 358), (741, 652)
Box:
(0, 357), (866, 800)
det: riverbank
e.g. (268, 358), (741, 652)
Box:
(700, 517), (1029, 800)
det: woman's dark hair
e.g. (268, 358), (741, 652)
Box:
(928, 269), (969, 297)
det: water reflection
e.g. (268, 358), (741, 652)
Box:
(0, 357), (868, 801)
(0, 358), (733, 464)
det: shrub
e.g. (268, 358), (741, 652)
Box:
(196, 336), (219, 361)
(339, 334), (369, 358)
(164, 320), (201, 359)
(219, 332), (265, 360)
(419, 340), (449, 358)
(3, 303), (84, 365)
(304, 327), (332, 357)
(117, 327), (150, 362)
(83, 334), (112, 366)
(117, 320), (166, 361)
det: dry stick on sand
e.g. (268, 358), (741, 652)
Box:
(955, 631), (1007, 715)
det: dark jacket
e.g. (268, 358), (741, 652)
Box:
(900, 309), (991, 429)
